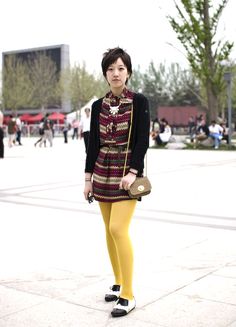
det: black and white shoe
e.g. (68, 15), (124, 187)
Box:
(111, 297), (136, 317)
(105, 285), (121, 302)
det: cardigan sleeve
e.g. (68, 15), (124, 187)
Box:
(130, 94), (150, 172)
(85, 99), (101, 173)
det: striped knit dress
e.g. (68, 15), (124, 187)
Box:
(92, 89), (134, 202)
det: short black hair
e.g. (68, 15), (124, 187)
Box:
(101, 47), (132, 82)
(161, 118), (169, 125)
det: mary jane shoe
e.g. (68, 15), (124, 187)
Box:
(105, 285), (121, 302)
(111, 297), (136, 317)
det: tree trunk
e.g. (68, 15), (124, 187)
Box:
(203, 0), (218, 122)
(41, 105), (45, 116)
(206, 80), (218, 121)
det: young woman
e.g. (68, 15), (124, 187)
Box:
(84, 47), (150, 318)
(155, 118), (172, 145)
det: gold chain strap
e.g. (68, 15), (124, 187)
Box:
(122, 105), (147, 177)
(123, 105), (133, 177)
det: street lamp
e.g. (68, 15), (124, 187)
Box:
(224, 72), (232, 146)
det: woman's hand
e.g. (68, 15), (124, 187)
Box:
(119, 172), (136, 191)
(84, 181), (93, 200)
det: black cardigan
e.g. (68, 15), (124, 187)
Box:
(85, 92), (150, 176)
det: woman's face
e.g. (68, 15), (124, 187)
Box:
(106, 57), (130, 93)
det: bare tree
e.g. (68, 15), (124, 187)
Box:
(28, 52), (59, 113)
(2, 55), (32, 113)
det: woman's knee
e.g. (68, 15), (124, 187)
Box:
(109, 223), (125, 240)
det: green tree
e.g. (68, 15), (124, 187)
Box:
(60, 65), (108, 117)
(68, 63), (98, 114)
(2, 55), (32, 112)
(93, 73), (109, 98)
(166, 64), (202, 106)
(167, 0), (234, 120)
(143, 62), (170, 118)
(129, 66), (144, 92)
(231, 65), (236, 119)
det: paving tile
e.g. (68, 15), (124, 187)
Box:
(133, 293), (236, 327)
(134, 267), (215, 292)
(0, 298), (108, 327)
(213, 264), (236, 279)
(3, 277), (103, 302)
(179, 274), (236, 305)
(0, 268), (87, 283)
(107, 317), (165, 327)
(0, 285), (47, 319)
(228, 321), (236, 327)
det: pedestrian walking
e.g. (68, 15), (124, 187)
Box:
(34, 119), (46, 147)
(72, 119), (79, 140)
(62, 117), (70, 143)
(15, 115), (23, 145)
(83, 47), (150, 318)
(0, 110), (4, 158)
(7, 115), (16, 147)
(39, 114), (53, 147)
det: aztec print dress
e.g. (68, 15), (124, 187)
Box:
(92, 89), (134, 202)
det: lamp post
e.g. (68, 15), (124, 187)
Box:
(224, 72), (232, 146)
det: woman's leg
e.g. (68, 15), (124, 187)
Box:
(99, 202), (122, 285)
(35, 137), (42, 146)
(109, 200), (137, 300)
(156, 134), (163, 145)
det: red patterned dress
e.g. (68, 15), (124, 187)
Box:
(92, 89), (134, 202)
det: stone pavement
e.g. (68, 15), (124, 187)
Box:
(0, 137), (236, 327)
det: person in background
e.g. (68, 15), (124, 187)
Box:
(80, 108), (91, 153)
(7, 115), (16, 148)
(220, 122), (229, 144)
(194, 119), (209, 146)
(39, 114), (53, 147)
(155, 118), (172, 145)
(150, 115), (160, 142)
(34, 119), (46, 147)
(188, 115), (196, 143)
(208, 120), (223, 149)
(15, 115), (23, 145)
(72, 118), (79, 140)
(83, 47), (150, 318)
(62, 117), (70, 143)
(0, 110), (4, 158)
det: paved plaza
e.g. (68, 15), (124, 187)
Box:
(0, 136), (236, 327)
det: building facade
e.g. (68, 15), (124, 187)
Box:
(2, 44), (71, 113)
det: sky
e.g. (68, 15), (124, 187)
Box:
(1, 0), (236, 74)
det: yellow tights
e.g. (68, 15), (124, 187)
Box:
(99, 200), (137, 300)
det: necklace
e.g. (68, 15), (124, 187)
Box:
(109, 105), (120, 116)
